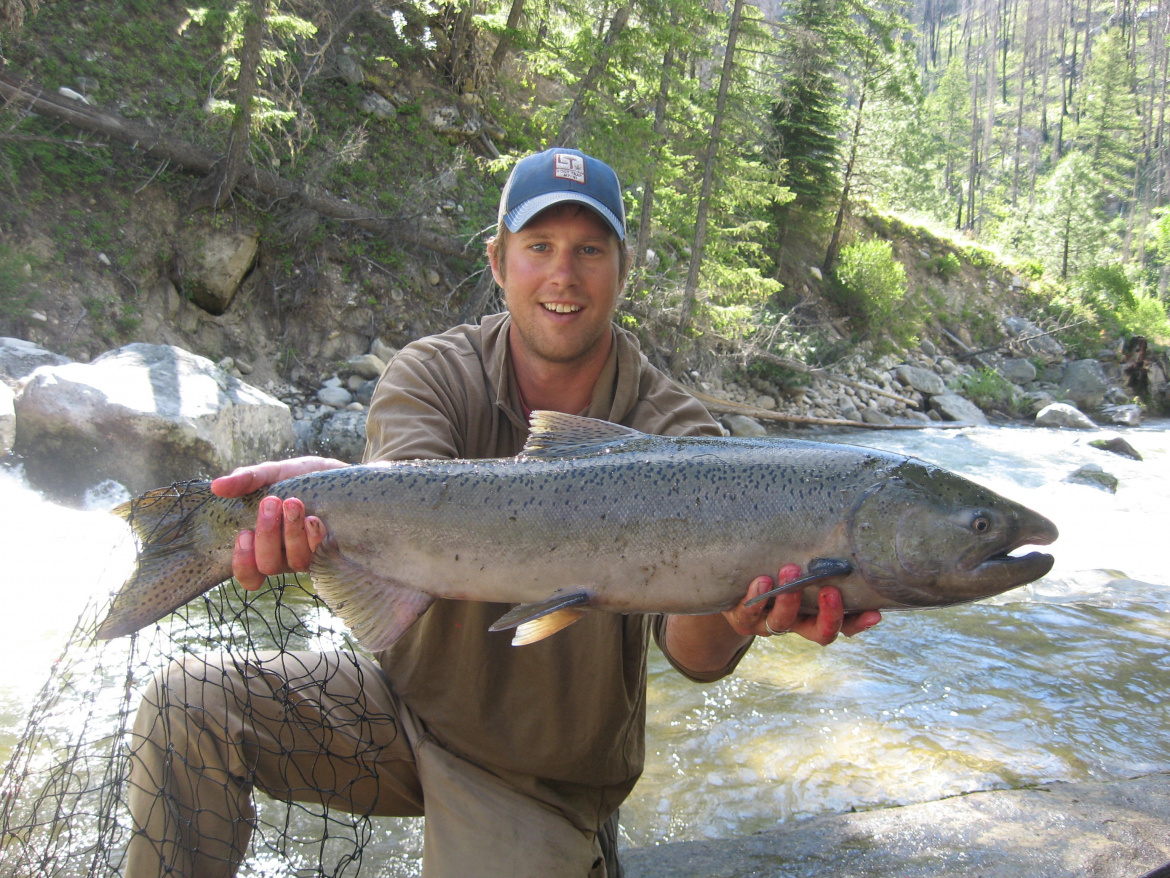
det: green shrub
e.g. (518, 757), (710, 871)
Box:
(829, 239), (918, 351)
(957, 367), (1021, 415)
(924, 251), (961, 280)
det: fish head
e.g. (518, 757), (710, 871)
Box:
(847, 462), (1058, 607)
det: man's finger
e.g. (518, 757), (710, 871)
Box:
(252, 496), (289, 576)
(232, 530), (266, 591)
(282, 498), (314, 572)
(841, 610), (882, 637)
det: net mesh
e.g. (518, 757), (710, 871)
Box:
(1, 495), (424, 878)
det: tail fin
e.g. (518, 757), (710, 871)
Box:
(97, 481), (246, 639)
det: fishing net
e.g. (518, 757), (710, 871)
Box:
(0, 523), (424, 878)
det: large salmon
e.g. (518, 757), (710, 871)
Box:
(97, 411), (1058, 649)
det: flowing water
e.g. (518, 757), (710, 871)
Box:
(1, 422), (1168, 872)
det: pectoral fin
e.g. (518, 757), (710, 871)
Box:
(489, 590), (592, 645)
(743, 557), (853, 608)
(310, 534), (434, 651)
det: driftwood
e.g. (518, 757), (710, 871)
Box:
(0, 72), (469, 257)
(689, 389), (961, 430)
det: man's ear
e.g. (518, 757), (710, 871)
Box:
(487, 237), (506, 286)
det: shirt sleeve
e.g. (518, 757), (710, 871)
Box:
(362, 348), (465, 463)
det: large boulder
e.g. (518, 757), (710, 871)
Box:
(0, 337), (71, 387)
(1035, 402), (1097, 430)
(15, 343), (295, 503)
(893, 365), (946, 397)
(930, 392), (989, 425)
(0, 381), (13, 456)
(1000, 357), (1037, 385)
(1059, 359), (1111, 409)
(1003, 316), (1065, 362)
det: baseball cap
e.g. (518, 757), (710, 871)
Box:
(499, 148), (626, 241)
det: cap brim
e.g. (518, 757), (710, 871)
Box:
(503, 192), (625, 241)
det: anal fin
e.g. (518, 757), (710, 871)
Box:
(310, 534), (434, 652)
(489, 590), (592, 645)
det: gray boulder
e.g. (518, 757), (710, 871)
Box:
(313, 409), (368, 463)
(1035, 402), (1096, 430)
(893, 365), (946, 396)
(1003, 316), (1065, 361)
(861, 407), (894, 427)
(347, 353), (386, 381)
(930, 392), (989, 425)
(1019, 389), (1057, 415)
(15, 343), (294, 503)
(0, 337), (71, 386)
(1000, 357), (1037, 385)
(1100, 403), (1142, 427)
(1059, 359), (1110, 409)
(0, 381), (13, 455)
(1067, 463), (1118, 493)
(722, 414), (768, 437)
(178, 230), (260, 315)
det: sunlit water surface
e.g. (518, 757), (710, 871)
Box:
(2, 421), (1167, 871)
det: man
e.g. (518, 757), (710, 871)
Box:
(126, 148), (880, 878)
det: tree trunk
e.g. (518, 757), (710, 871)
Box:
(822, 87), (866, 273)
(672, 0), (745, 368)
(0, 73), (468, 256)
(633, 21), (678, 289)
(551, 4), (631, 148)
(489, 0), (525, 72)
(188, 0), (266, 212)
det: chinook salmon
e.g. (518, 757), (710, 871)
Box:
(97, 411), (1058, 649)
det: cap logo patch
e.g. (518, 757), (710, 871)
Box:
(553, 153), (586, 184)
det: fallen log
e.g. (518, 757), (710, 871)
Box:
(0, 72), (469, 257)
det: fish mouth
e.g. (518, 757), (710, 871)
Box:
(965, 514), (1059, 588)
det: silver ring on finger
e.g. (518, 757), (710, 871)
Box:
(764, 618), (788, 636)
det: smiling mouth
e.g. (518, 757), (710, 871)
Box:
(543, 303), (581, 314)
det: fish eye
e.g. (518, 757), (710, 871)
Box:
(971, 514), (990, 533)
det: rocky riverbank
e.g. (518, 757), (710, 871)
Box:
(0, 312), (1162, 503)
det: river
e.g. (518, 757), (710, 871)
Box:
(1, 421), (1167, 874)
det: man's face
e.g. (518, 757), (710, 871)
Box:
(491, 204), (624, 367)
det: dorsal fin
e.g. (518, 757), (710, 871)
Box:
(520, 411), (661, 460)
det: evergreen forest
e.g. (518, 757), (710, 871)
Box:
(1, 0), (1169, 375)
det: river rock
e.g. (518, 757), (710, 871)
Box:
(179, 230), (260, 316)
(14, 343), (295, 503)
(0, 381), (13, 455)
(1035, 403), (1097, 430)
(1018, 390), (1057, 416)
(371, 337), (398, 364)
(1067, 463), (1118, 493)
(0, 337), (71, 386)
(1059, 359), (1110, 409)
(317, 385), (354, 408)
(1089, 436), (1142, 461)
(722, 414), (767, 437)
(1001, 357), (1037, 385)
(861, 407), (894, 426)
(1100, 403), (1142, 427)
(894, 365), (946, 396)
(313, 409), (368, 462)
(930, 392), (989, 424)
(1003, 316), (1065, 361)
(347, 353), (386, 380)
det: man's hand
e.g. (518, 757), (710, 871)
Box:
(210, 456), (346, 591)
(722, 564), (882, 646)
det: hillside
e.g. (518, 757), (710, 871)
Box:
(0, 0), (1114, 415)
